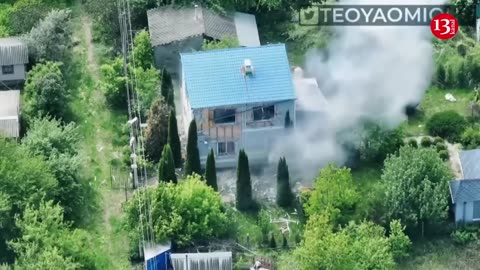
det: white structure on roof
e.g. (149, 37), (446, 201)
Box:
(0, 90), (20, 138)
(0, 37), (28, 87)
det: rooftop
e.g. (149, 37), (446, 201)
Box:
(0, 37), (28, 66)
(180, 44), (296, 109)
(449, 179), (480, 204)
(459, 149), (480, 179)
(147, 7), (259, 47)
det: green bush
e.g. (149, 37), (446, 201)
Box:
(461, 126), (480, 150)
(436, 142), (447, 152)
(433, 137), (444, 144)
(407, 138), (418, 148)
(426, 111), (467, 142)
(438, 150), (449, 161)
(451, 228), (478, 246)
(420, 137), (432, 147)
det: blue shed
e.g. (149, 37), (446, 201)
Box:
(144, 243), (172, 270)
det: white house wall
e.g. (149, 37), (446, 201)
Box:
(0, 64), (25, 83)
(456, 201), (476, 224)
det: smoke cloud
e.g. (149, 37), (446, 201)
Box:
(269, 0), (444, 182)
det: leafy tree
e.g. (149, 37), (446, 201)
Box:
(26, 9), (72, 63)
(0, 4), (13, 37)
(285, 110), (292, 128)
(10, 201), (110, 270)
(84, 0), (120, 48)
(130, 29), (154, 70)
(0, 139), (57, 263)
(100, 56), (127, 110)
(202, 36), (239, 50)
(452, 0), (476, 27)
(134, 67), (161, 118)
(426, 110), (467, 142)
(144, 98), (169, 162)
(160, 68), (174, 108)
(291, 214), (400, 270)
(359, 123), (404, 163)
(461, 126), (480, 149)
(276, 157), (294, 208)
(125, 175), (230, 250)
(382, 146), (451, 237)
(236, 149), (255, 212)
(185, 119), (201, 176)
(305, 164), (358, 226)
(22, 118), (97, 226)
(158, 144), (177, 183)
(388, 220), (411, 261)
(168, 110), (182, 168)
(23, 62), (70, 121)
(8, 0), (49, 35)
(205, 149), (218, 191)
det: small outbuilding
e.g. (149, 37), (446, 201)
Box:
(0, 37), (28, 88)
(0, 90), (21, 139)
(147, 6), (260, 77)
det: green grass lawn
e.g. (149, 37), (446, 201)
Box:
(402, 87), (473, 136)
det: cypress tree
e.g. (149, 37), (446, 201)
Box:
(158, 144), (177, 183)
(185, 119), (201, 176)
(236, 149), (253, 211)
(205, 149), (218, 191)
(436, 63), (446, 88)
(269, 233), (277, 249)
(161, 68), (175, 108)
(276, 157), (294, 208)
(285, 110), (292, 128)
(168, 110), (182, 168)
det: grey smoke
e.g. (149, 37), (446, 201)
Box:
(269, 0), (444, 182)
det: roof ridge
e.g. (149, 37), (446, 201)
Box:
(180, 43), (285, 57)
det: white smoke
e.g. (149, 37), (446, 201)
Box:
(270, 0), (444, 181)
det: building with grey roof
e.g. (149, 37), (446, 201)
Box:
(0, 90), (21, 138)
(0, 37), (28, 88)
(450, 149), (480, 224)
(147, 6), (260, 77)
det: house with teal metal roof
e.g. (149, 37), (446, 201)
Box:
(179, 44), (296, 168)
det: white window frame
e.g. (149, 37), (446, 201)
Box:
(252, 105), (275, 121)
(217, 141), (235, 156)
(473, 200), (480, 220)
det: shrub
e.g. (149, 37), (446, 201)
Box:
(433, 137), (444, 144)
(420, 137), (432, 147)
(436, 142), (447, 152)
(426, 110), (467, 142)
(451, 228), (478, 246)
(407, 138), (418, 148)
(461, 127), (480, 150)
(438, 150), (449, 161)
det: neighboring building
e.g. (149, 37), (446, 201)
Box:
(144, 243), (172, 270)
(449, 179), (480, 224)
(171, 252), (232, 270)
(450, 149), (480, 224)
(0, 37), (28, 88)
(147, 6), (260, 77)
(0, 90), (21, 139)
(180, 44), (296, 168)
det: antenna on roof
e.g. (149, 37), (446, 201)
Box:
(241, 59), (254, 77)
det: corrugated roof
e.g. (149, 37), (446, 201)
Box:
(171, 252), (232, 270)
(460, 149), (480, 179)
(147, 7), (259, 47)
(0, 90), (20, 138)
(450, 179), (480, 204)
(0, 37), (28, 65)
(180, 44), (296, 109)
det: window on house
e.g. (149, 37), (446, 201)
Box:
(214, 108), (235, 124)
(253, 105), (275, 121)
(474, 201), (480, 220)
(218, 141), (235, 155)
(1, 65), (14, 75)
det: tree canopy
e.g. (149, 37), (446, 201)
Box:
(382, 146), (451, 236)
(144, 98), (170, 162)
